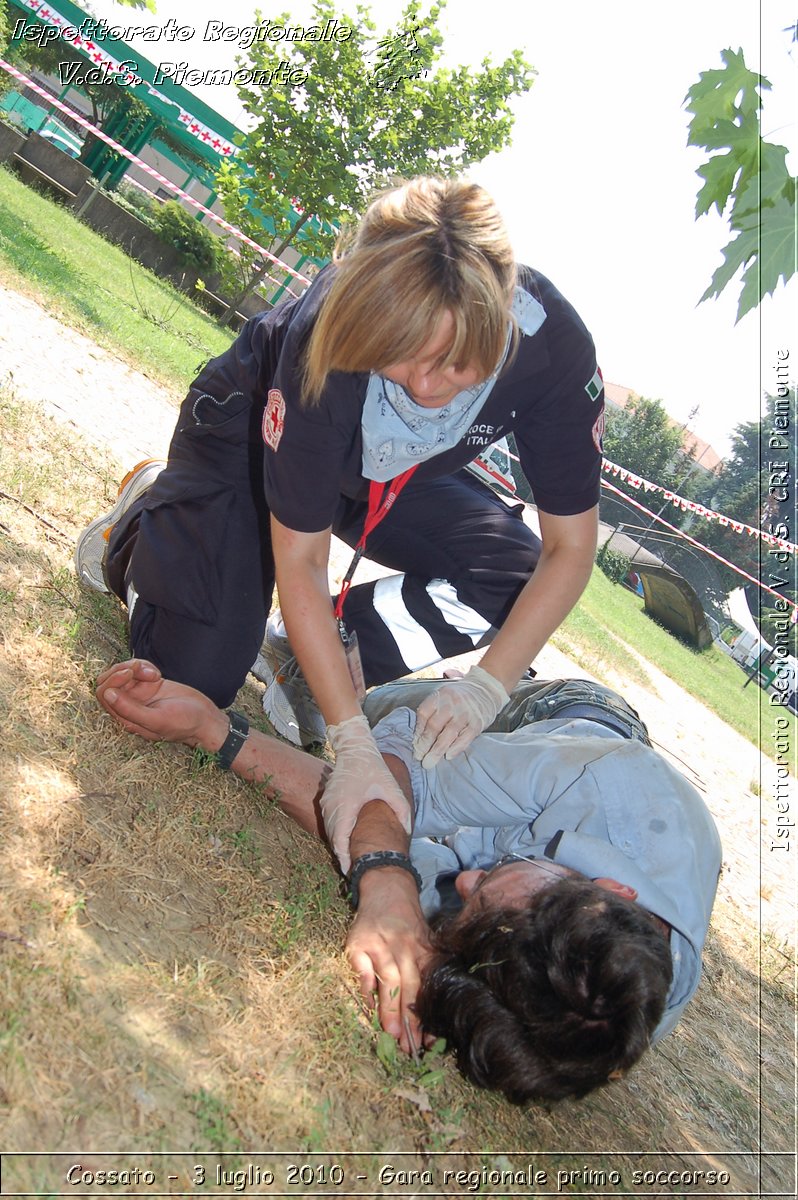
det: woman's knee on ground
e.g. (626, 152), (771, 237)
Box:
(129, 602), (254, 709)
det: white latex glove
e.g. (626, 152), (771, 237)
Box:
(412, 664), (510, 769)
(323, 714), (413, 874)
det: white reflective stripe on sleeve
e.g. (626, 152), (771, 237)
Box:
(372, 575), (439, 671)
(126, 582), (139, 619)
(425, 579), (492, 645)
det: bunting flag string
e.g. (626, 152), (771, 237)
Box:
(14, 0), (238, 158)
(498, 441), (795, 554)
(600, 458), (796, 554)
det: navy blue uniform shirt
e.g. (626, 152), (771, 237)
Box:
(231, 264), (604, 531)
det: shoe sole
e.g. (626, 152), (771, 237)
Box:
(250, 653), (276, 686)
(255, 614), (326, 747)
(261, 669), (326, 747)
(250, 635), (290, 685)
(262, 683), (304, 746)
(74, 459), (166, 592)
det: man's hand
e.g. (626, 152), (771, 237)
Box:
(346, 872), (433, 1056)
(412, 665), (510, 769)
(96, 660), (226, 750)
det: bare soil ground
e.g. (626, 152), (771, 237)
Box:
(0, 282), (794, 1196)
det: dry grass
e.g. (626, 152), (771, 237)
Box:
(0, 384), (794, 1196)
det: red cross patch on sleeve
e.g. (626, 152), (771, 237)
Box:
(263, 389), (286, 451)
(592, 407), (606, 452)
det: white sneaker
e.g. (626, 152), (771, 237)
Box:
(74, 459), (166, 592)
(257, 612), (327, 747)
(251, 609), (294, 684)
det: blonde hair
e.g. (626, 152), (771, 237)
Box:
(302, 177), (517, 404)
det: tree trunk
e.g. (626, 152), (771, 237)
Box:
(217, 211), (312, 328)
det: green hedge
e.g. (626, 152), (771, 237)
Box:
(596, 542), (632, 584)
(153, 200), (221, 272)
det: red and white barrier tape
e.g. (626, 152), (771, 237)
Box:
(601, 478), (796, 609)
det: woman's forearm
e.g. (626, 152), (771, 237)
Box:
(478, 507), (598, 691)
(270, 517), (363, 727)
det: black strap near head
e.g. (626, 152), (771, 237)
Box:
(348, 851), (422, 908)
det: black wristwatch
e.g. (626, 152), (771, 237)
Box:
(216, 709), (249, 771)
(348, 851), (423, 909)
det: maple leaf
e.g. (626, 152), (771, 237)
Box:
(740, 191), (797, 314)
(731, 141), (794, 217)
(695, 151), (742, 217)
(689, 44), (795, 318)
(701, 191), (797, 320)
(685, 48), (769, 137)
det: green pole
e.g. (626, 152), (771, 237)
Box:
(196, 187), (217, 221)
(271, 254), (308, 305)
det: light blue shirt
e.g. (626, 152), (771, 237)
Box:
(369, 704), (722, 1043)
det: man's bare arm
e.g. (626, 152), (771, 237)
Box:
(97, 660), (326, 837)
(346, 787), (433, 1055)
(97, 661), (433, 1050)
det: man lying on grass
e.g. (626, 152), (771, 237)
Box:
(97, 661), (721, 1104)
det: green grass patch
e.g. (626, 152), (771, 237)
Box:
(0, 166), (233, 390)
(559, 568), (796, 763)
(553, 597), (654, 688)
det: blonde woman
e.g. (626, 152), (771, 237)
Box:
(77, 177), (603, 873)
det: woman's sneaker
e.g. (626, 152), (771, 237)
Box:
(74, 459), (166, 592)
(256, 611), (327, 747)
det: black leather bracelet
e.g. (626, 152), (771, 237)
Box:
(348, 851), (422, 909)
(216, 709), (249, 771)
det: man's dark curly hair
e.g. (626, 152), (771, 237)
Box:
(415, 877), (673, 1104)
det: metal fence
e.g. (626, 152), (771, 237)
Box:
(599, 491), (732, 635)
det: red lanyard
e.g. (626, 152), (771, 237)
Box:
(334, 466), (418, 621)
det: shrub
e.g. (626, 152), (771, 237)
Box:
(112, 181), (160, 227)
(596, 542), (632, 584)
(153, 200), (221, 271)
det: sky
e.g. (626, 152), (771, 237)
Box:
(69, 0), (798, 454)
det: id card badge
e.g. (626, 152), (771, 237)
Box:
(339, 622), (367, 702)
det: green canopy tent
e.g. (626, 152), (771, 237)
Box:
(6, 0), (329, 286)
(8, 0), (240, 180)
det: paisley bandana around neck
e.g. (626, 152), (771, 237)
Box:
(361, 287), (546, 482)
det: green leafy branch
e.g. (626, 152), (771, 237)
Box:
(685, 46), (796, 321)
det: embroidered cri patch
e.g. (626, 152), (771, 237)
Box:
(592, 408), (606, 452)
(263, 389), (286, 450)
